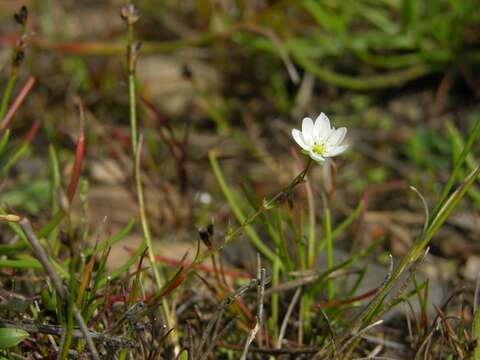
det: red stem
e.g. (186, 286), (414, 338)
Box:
(0, 76), (35, 133)
(21, 119), (41, 144)
(315, 287), (379, 309)
(67, 103), (86, 202)
(124, 245), (251, 279)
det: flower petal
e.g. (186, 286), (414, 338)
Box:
(314, 113), (331, 140)
(302, 117), (314, 144)
(327, 127), (347, 146)
(292, 129), (310, 151)
(308, 151), (325, 162)
(324, 144), (348, 157)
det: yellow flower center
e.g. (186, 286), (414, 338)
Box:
(312, 143), (325, 155)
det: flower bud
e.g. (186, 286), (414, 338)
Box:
(121, 4), (140, 25)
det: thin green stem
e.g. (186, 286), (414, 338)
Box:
(0, 17), (27, 121)
(0, 72), (17, 121)
(431, 119), (480, 220)
(134, 138), (161, 288)
(305, 172), (316, 269)
(324, 206), (334, 300)
(126, 24), (137, 158)
(124, 6), (177, 346)
(48, 144), (61, 255)
(269, 253), (280, 339)
(294, 216), (306, 271)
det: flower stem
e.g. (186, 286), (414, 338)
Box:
(134, 138), (162, 288)
(123, 4), (176, 344)
(127, 26), (137, 156)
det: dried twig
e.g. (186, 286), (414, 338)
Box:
(240, 258), (266, 360)
(219, 342), (320, 355)
(186, 321), (194, 360)
(362, 335), (406, 352)
(200, 316), (238, 360)
(19, 218), (100, 360)
(319, 308), (339, 360)
(276, 288), (301, 349)
(337, 320), (384, 355)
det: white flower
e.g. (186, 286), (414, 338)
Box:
(292, 113), (348, 162)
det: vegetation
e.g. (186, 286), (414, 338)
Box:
(0, 1), (479, 359)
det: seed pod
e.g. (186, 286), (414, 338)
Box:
(198, 229), (211, 248)
(127, 42), (142, 73)
(14, 6), (28, 25)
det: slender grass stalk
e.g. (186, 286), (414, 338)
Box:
(48, 145), (61, 255)
(432, 119), (480, 218)
(0, 75), (17, 121)
(122, 3), (158, 285)
(134, 138), (162, 288)
(0, 130), (10, 156)
(269, 253), (280, 339)
(473, 303), (480, 359)
(0, 144), (30, 178)
(121, 4), (177, 346)
(122, 4), (163, 290)
(0, 6), (28, 121)
(301, 294), (314, 337)
(127, 37), (137, 155)
(305, 170), (316, 269)
(274, 208), (293, 271)
(292, 213), (306, 271)
(324, 206), (334, 300)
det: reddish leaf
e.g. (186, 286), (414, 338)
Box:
(0, 76), (35, 133)
(21, 119), (41, 144)
(67, 102), (86, 202)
